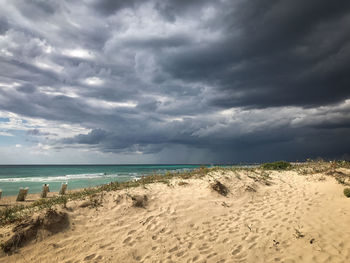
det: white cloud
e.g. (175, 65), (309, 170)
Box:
(38, 86), (79, 98)
(34, 59), (63, 73)
(62, 48), (95, 59)
(83, 77), (104, 86)
(0, 110), (90, 140)
(85, 98), (137, 109)
(0, 131), (14, 136)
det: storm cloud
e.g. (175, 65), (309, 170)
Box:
(0, 0), (349, 163)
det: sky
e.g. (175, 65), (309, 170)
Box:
(0, 0), (349, 164)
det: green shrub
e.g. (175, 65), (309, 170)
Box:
(261, 161), (291, 170)
(344, 188), (350, 198)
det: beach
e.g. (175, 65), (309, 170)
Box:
(1, 163), (350, 262)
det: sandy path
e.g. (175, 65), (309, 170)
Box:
(1, 169), (350, 263)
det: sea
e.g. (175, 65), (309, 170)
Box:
(0, 164), (208, 197)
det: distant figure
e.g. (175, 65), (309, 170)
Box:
(41, 184), (50, 198)
(59, 183), (68, 195)
(16, 187), (29, 201)
(0, 189), (2, 200)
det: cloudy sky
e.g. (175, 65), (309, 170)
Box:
(0, 0), (349, 164)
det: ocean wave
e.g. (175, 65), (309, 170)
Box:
(0, 168), (195, 183)
(0, 172), (132, 182)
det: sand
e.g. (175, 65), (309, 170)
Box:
(1, 167), (350, 263)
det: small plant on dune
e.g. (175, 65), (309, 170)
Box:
(245, 185), (257, 192)
(335, 174), (349, 185)
(257, 171), (272, 185)
(317, 176), (326, 181)
(198, 166), (209, 177)
(337, 160), (350, 169)
(294, 228), (305, 239)
(344, 188), (350, 198)
(88, 193), (103, 208)
(233, 171), (241, 180)
(131, 195), (148, 208)
(261, 161), (291, 170)
(211, 180), (229, 196)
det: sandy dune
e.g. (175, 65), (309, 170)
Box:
(1, 167), (350, 263)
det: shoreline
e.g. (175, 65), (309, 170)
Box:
(0, 164), (209, 197)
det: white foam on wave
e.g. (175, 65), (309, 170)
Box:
(0, 173), (128, 182)
(0, 168), (194, 183)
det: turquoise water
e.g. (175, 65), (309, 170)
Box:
(0, 165), (205, 196)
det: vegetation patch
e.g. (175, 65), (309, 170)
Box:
(333, 172), (350, 186)
(344, 188), (350, 198)
(211, 180), (229, 196)
(261, 161), (291, 170)
(1, 209), (69, 253)
(131, 195), (148, 208)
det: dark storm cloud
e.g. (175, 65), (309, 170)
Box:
(92, 0), (213, 18)
(159, 0), (350, 108)
(92, 0), (140, 15)
(27, 128), (55, 136)
(0, 0), (349, 162)
(13, 0), (58, 19)
(0, 17), (9, 34)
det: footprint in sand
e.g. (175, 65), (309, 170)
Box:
(209, 236), (218, 242)
(207, 252), (218, 259)
(231, 245), (242, 255)
(123, 236), (132, 244)
(128, 230), (136, 235)
(222, 238), (229, 243)
(84, 254), (96, 261)
(176, 251), (185, 257)
(248, 242), (257, 249)
(142, 216), (154, 225)
(200, 249), (212, 255)
(168, 246), (178, 253)
(192, 255), (199, 262)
